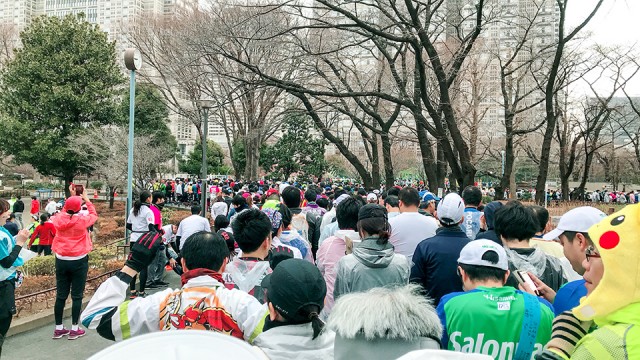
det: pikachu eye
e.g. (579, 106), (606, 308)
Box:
(610, 215), (625, 226)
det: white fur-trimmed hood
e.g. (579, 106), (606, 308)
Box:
(327, 284), (442, 341)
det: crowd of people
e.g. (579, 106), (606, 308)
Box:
(1, 179), (639, 359)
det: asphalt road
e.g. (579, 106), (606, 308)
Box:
(4, 270), (182, 359)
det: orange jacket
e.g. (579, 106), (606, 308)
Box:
(51, 201), (97, 257)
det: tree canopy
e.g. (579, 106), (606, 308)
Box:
(179, 140), (226, 175)
(120, 83), (176, 149)
(0, 14), (124, 190)
(261, 111), (327, 181)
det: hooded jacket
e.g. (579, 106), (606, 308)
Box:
(333, 236), (410, 300)
(328, 284), (442, 360)
(316, 229), (360, 318)
(504, 245), (566, 292)
(51, 201), (97, 257)
(537, 204), (640, 360)
(253, 322), (335, 360)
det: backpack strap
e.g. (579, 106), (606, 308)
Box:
(514, 292), (542, 360)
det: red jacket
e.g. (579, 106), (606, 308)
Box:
(29, 221), (56, 247)
(51, 201), (97, 257)
(30, 199), (40, 215)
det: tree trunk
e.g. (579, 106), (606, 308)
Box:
(109, 186), (116, 209)
(370, 130), (381, 189)
(415, 122), (438, 191)
(436, 139), (446, 190)
(63, 174), (74, 198)
(578, 150), (597, 193)
(500, 134), (516, 200)
(380, 132), (395, 189)
(243, 136), (261, 180)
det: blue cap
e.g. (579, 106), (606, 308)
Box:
(421, 191), (440, 203)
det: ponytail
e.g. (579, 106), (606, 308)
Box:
(134, 190), (152, 217)
(304, 305), (324, 340)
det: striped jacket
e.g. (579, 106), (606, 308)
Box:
(80, 274), (268, 342)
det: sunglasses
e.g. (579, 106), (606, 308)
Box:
(585, 246), (601, 262)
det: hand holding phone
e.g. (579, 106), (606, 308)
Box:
(515, 270), (540, 296)
(75, 184), (84, 196)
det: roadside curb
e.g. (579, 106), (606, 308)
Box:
(7, 298), (91, 337)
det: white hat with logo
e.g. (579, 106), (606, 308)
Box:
(458, 240), (509, 271)
(437, 193), (465, 226)
(542, 206), (606, 241)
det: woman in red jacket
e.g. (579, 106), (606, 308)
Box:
(50, 187), (97, 340)
(30, 196), (40, 216)
(29, 213), (56, 256)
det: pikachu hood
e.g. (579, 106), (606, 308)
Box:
(575, 204), (640, 322)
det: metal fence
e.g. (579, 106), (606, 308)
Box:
(14, 269), (119, 317)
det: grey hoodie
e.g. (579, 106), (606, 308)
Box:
(333, 237), (410, 300)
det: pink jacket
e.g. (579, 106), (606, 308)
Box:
(316, 230), (360, 316)
(51, 201), (97, 257)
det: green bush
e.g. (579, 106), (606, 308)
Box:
(482, 195), (494, 204)
(21, 255), (56, 276)
(162, 208), (174, 226)
(90, 181), (104, 190)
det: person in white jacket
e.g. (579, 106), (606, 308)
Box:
(254, 259), (334, 360)
(80, 231), (267, 343)
(44, 198), (58, 215)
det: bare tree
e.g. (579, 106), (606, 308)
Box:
(534, 0), (605, 204)
(73, 126), (171, 208)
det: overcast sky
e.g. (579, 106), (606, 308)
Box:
(566, 0), (639, 96)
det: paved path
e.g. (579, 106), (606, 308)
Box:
(4, 270), (182, 359)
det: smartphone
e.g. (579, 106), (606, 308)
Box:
(515, 270), (540, 296)
(75, 184), (84, 196)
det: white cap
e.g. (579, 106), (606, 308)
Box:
(366, 193), (378, 201)
(542, 206), (607, 241)
(334, 194), (350, 206)
(458, 240), (509, 270)
(437, 193), (465, 226)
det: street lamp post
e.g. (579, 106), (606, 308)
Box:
(124, 48), (142, 242)
(197, 99), (214, 218)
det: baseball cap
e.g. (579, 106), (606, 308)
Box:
(334, 194), (350, 207)
(458, 240), (509, 270)
(436, 193), (465, 226)
(261, 259), (326, 322)
(483, 201), (504, 229)
(421, 191), (440, 203)
(366, 193), (378, 202)
(358, 204), (387, 221)
(222, 186), (233, 194)
(63, 196), (82, 213)
(265, 188), (279, 198)
(543, 206), (606, 241)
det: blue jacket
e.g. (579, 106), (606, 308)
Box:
(410, 227), (470, 305)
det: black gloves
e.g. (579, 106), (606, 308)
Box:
(125, 232), (163, 273)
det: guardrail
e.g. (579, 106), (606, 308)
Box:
(14, 269), (119, 317)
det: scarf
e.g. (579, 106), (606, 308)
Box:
(181, 268), (225, 286)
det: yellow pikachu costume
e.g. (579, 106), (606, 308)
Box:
(548, 204), (640, 359)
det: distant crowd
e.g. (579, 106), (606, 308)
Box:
(1, 180), (638, 359)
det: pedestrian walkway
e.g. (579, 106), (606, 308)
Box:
(4, 271), (181, 359)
